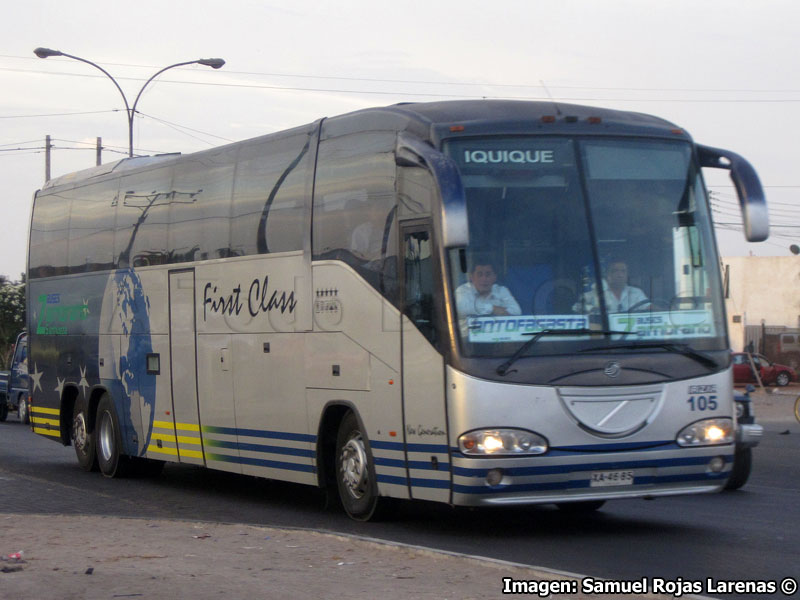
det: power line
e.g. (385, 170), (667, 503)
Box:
(5, 54), (800, 94)
(7, 65), (800, 103)
(0, 109), (120, 119)
(137, 112), (235, 143)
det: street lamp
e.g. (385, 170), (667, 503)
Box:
(34, 47), (225, 157)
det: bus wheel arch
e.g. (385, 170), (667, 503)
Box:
(316, 403), (352, 493)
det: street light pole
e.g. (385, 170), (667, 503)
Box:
(34, 48), (224, 158)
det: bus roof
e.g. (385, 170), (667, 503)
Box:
(42, 100), (687, 190)
(323, 100), (687, 144)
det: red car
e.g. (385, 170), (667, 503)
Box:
(732, 352), (797, 387)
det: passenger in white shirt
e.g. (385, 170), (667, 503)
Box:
(456, 261), (522, 317)
(575, 259), (649, 313)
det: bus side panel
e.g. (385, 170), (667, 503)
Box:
(401, 316), (451, 502)
(28, 273), (106, 442)
(310, 262), (407, 500)
(196, 332), (241, 474)
(196, 255), (315, 484)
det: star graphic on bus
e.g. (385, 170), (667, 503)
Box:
(30, 363), (43, 393)
(55, 377), (65, 397)
(79, 366), (90, 397)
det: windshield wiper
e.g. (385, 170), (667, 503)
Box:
(578, 342), (718, 370)
(496, 329), (630, 376)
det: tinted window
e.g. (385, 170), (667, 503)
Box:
(68, 181), (117, 273)
(115, 166), (173, 268)
(313, 133), (398, 302)
(30, 189), (71, 278)
(231, 128), (313, 256)
(170, 147), (236, 263)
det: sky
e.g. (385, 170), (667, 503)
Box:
(1, 0), (799, 280)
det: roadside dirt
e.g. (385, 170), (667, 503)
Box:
(0, 513), (688, 600)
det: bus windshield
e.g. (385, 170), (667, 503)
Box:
(444, 136), (726, 359)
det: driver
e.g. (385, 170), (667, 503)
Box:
(456, 257), (521, 317)
(575, 258), (649, 313)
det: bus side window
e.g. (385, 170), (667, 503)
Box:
(312, 133), (399, 304)
(403, 229), (436, 344)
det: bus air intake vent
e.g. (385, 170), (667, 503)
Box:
(557, 385), (664, 438)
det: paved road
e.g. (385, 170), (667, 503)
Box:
(1, 390), (797, 597)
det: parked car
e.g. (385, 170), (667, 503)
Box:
(0, 332), (29, 423)
(732, 352), (797, 387)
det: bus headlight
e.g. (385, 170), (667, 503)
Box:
(676, 418), (734, 447)
(458, 429), (548, 456)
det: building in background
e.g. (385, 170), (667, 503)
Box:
(723, 256), (800, 366)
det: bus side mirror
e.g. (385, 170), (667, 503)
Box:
(697, 145), (769, 242)
(396, 135), (469, 248)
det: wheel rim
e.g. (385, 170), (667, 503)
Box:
(73, 412), (88, 451)
(98, 411), (114, 462)
(339, 433), (369, 500)
(777, 373), (789, 386)
(19, 398), (27, 422)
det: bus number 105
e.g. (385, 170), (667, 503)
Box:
(687, 395), (718, 411)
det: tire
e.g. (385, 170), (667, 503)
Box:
(335, 412), (381, 521)
(556, 500), (606, 513)
(18, 394), (29, 424)
(96, 393), (131, 478)
(72, 397), (98, 472)
(776, 372), (790, 387)
(0, 399), (7, 422)
(725, 447), (752, 491)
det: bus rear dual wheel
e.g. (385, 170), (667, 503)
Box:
(73, 394), (163, 478)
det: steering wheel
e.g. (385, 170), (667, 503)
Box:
(627, 298), (670, 313)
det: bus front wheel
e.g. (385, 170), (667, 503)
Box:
(96, 394), (130, 478)
(335, 412), (381, 521)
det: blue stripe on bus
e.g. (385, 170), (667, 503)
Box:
(549, 440), (680, 453)
(205, 439), (314, 458)
(206, 453), (316, 474)
(376, 474), (408, 486)
(452, 454), (732, 478)
(204, 425), (316, 444)
(453, 471), (729, 495)
(409, 478), (450, 489)
(371, 440), (449, 454)
(376, 474), (449, 489)
(375, 456), (451, 472)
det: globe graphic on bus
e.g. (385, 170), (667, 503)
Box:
(99, 268), (157, 456)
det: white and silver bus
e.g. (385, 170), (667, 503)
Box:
(27, 100), (768, 519)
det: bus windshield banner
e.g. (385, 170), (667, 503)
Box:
(467, 315), (589, 343)
(466, 310), (715, 343)
(609, 310), (716, 339)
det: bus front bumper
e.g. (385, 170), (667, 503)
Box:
(449, 445), (732, 507)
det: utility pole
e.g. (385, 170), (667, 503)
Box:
(96, 137), (102, 166)
(45, 135), (52, 181)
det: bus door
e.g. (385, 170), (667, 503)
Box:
(168, 269), (205, 466)
(400, 223), (451, 502)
